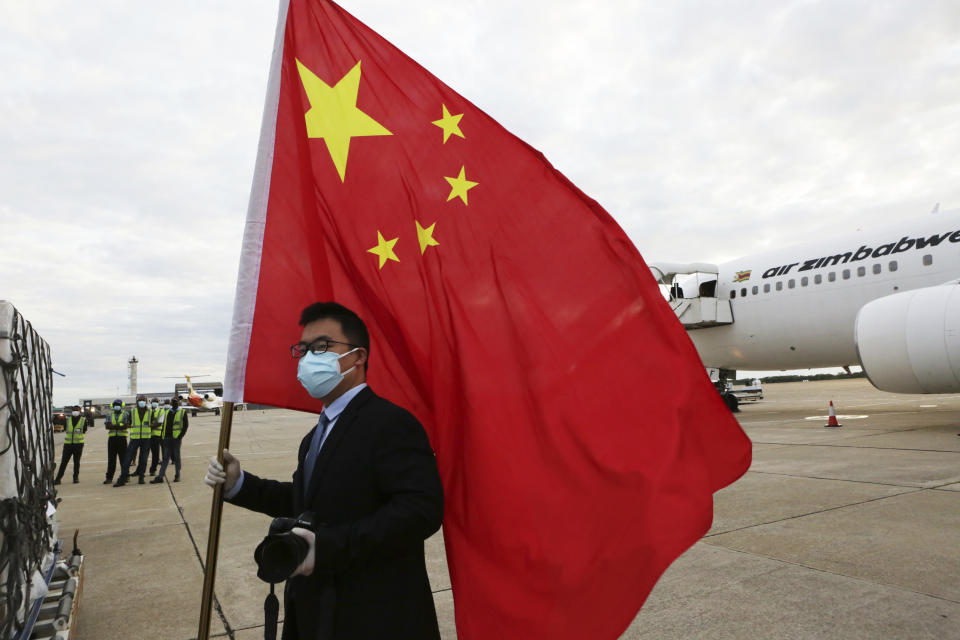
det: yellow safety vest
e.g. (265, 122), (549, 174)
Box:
(151, 407), (164, 436)
(108, 412), (128, 438)
(129, 408), (153, 440)
(164, 409), (185, 439)
(64, 417), (85, 444)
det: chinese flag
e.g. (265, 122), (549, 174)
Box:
(224, 1), (751, 637)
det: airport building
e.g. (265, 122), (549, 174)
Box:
(80, 380), (225, 416)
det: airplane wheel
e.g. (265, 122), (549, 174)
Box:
(722, 392), (740, 413)
(215, 408), (221, 416)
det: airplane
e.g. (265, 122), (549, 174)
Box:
(170, 375), (224, 415)
(650, 208), (960, 405)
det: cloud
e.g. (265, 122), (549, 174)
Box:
(4, 1), (960, 404)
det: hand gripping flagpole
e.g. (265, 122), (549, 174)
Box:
(197, 401), (235, 640)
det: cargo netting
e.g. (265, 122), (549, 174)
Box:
(0, 301), (55, 639)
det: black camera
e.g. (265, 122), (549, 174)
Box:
(253, 512), (315, 583)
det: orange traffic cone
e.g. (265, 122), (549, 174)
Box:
(824, 400), (842, 428)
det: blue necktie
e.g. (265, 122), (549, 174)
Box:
(303, 412), (331, 490)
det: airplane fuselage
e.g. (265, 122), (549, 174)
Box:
(688, 212), (960, 371)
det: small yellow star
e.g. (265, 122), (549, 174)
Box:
(296, 59), (392, 182)
(431, 104), (464, 143)
(444, 166), (478, 205)
(416, 220), (439, 254)
(367, 231), (399, 269)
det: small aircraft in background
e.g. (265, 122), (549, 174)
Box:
(182, 375), (224, 414)
(164, 374), (224, 415)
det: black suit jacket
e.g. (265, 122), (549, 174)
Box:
(229, 386), (444, 640)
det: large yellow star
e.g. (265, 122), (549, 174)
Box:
(444, 166), (478, 205)
(431, 104), (464, 143)
(296, 59), (392, 182)
(416, 220), (439, 254)
(367, 231), (399, 269)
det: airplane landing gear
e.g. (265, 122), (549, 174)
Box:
(714, 368), (740, 413)
(722, 391), (739, 413)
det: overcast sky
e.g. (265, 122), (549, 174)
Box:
(3, 1), (960, 406)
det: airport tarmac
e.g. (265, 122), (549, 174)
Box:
(53, 378), (960, 639)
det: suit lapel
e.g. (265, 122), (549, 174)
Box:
(304, 387), (373, 504)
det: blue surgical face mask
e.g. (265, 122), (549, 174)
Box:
(138, 401), (146, 408)
(297, 348), (359, 399)
(113, 406), (122, 412)
(151, 402), (158, 409)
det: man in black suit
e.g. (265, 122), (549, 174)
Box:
(205, 302), (444, 639)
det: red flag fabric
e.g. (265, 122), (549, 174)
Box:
(225, 1), (751, 637)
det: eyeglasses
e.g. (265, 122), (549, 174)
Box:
(290, 338), (360, 359)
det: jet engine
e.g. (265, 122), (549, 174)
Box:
(855, 283), (960, 393)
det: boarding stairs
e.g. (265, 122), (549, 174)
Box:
(650, 262), (734, 330)
(670, 296), (734, 329)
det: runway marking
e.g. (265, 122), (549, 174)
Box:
(705, 486), (922, 537)
(160, 477), (236, 636)
(919, 404), (938, 408)
(803, 415), (869, 421)
(747, 469), (931, 489)
(751, 441), (960, 454)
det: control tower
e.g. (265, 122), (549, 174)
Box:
(128, 356), (138, 395)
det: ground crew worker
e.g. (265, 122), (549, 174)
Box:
(148, 397), (163, 475)
(127, 398), (149, 471)
(104, 399), (129, 484)
(125, 397), (142, 471)
(54, 406), (86, 484)
(114, 395), (155, 486)
(151, 397), (189, 483)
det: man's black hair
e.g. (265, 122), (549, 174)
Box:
(299, 302), (370, 369)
